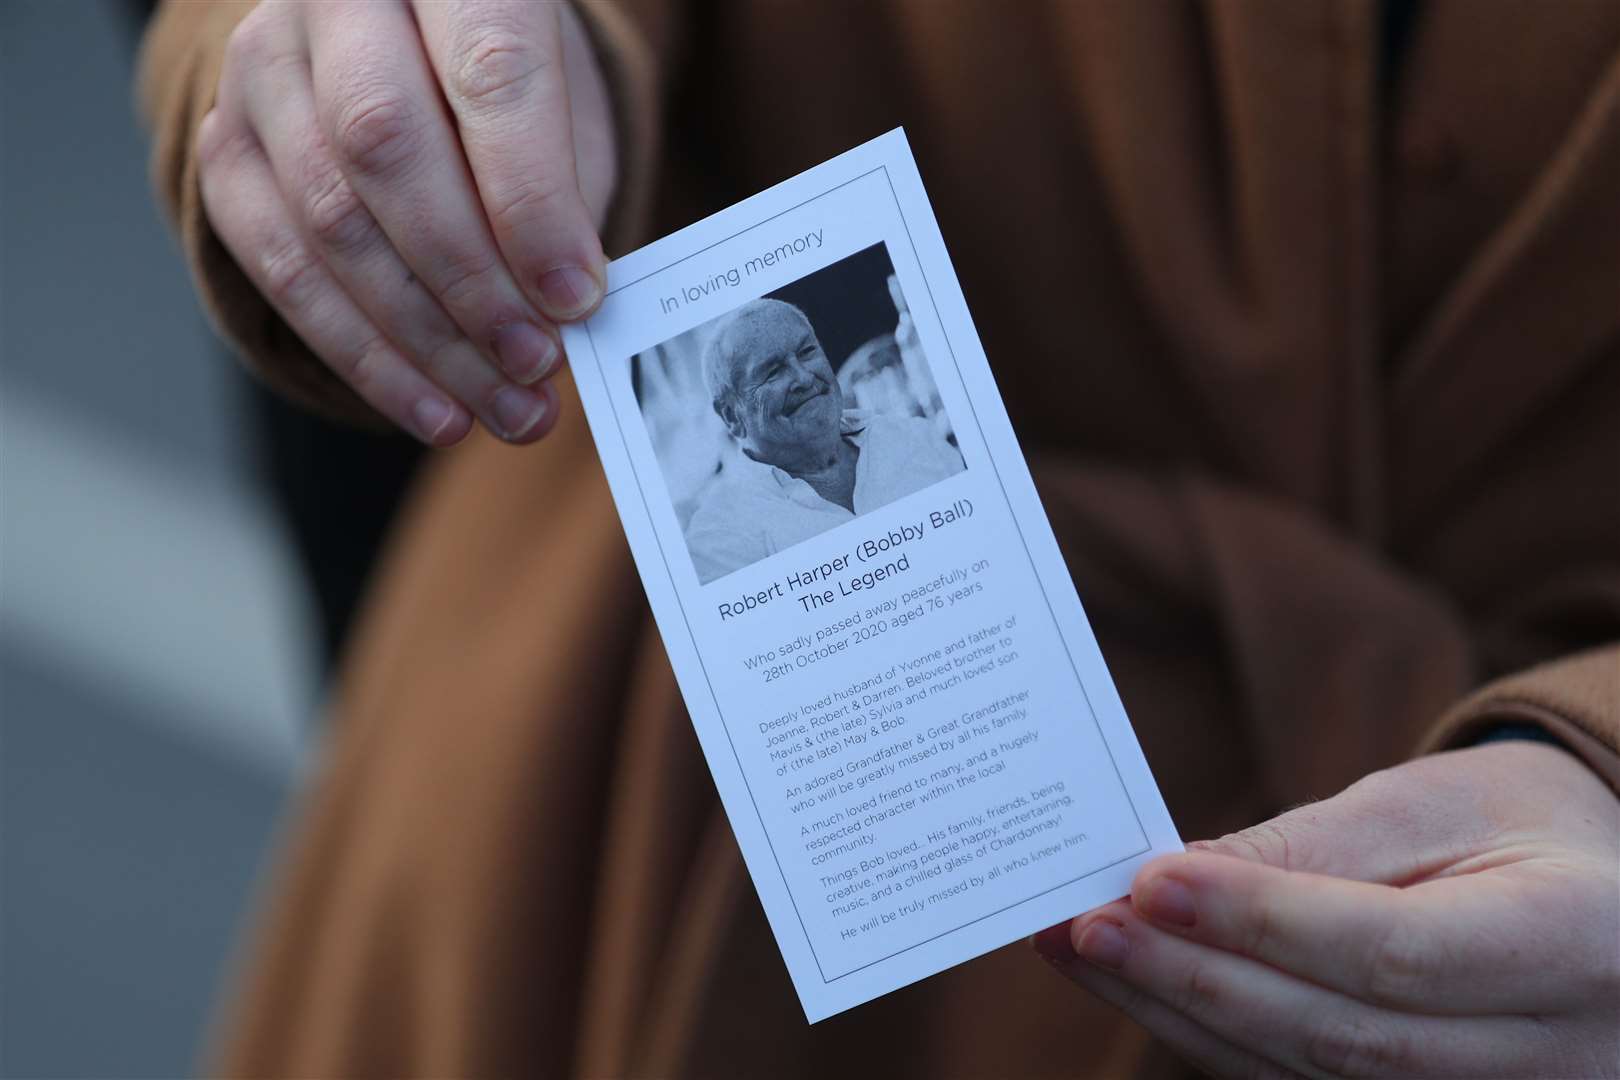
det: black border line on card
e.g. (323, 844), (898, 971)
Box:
(606, 167), (887, 297)
(585, 163), (1150, 988)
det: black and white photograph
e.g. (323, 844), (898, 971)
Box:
(632, 243), (966, 585)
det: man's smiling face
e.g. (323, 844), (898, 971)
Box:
(713, 301), (843, 469)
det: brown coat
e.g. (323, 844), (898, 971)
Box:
(140, 1), (1620, 1075)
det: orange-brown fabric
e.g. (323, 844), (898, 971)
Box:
(1421, 646), (1620, 792)
(137, 1), (1620, 1076)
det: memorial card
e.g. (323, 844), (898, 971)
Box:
(561, 129), (1181, 1022)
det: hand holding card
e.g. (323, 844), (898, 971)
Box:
(562, 130), (1180, 1021)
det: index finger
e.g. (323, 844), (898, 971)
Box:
(413, 0), (608, 322)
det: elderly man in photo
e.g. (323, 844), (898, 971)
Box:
(685, 298), (964, 583)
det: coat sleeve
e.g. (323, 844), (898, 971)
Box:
(135, 0), (663, 426)
(1417, 645), (1620, 794)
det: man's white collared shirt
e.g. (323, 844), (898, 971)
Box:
(685, 410), (965, 584)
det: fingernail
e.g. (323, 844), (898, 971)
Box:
(1031, 922), (1077, 965)
(1076, 919), (1129, 971)
(536, 265), (602, 320)
(411, 396), (458, 444)
(491, 322), (559, 384)
(1139, 876), (1197, 927)
(491, 385), (546, 440)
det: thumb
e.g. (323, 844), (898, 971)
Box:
(1190, 757), (1480, 885)
(1190, 799), (1378, 879)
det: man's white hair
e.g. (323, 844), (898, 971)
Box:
(701, 298), (812, 415)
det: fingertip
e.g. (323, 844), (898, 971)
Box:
(550, 339), (572, 377)
(436, 411), (475, 447)
(535, 263), (605, 322)
(1074, 916), (1130, 971)
(1138, 851), (1184, 874)
(1134, 874), (1198, 928)
(1072, 897), (1134, 954)
(1031, 920), (1077, 965)
(491, 380), (562, 445)
(1131, 853), (1188, 894)
(491, 320), (562, 384)
(1135, 852), (1244, 908)
(527, 381), (564, 441)
(197, 107), (220, 144)
(411, 395), (473, 447)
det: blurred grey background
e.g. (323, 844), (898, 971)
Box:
(2, 1), (318, 1075)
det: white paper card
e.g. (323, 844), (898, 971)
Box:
(562, 129), (1180, 1022)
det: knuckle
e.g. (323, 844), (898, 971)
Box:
(331, 89), (421, 176)
(449, 27), (552, 108)
(421, 336), (467, 383)
(485, 172), (571, 228)
(195, 112), (226, 168)
(1174, 956), (1224, 1019)
(1364, 918), (1435, 1006)
(223, 8), (274, 68)
(433, 247), (501, 310)
(1305, 1013), (1411, 1077)
(1201, 821), (1293, 870)
(259, 236), (323, 310)
(303, 169), (374, 255)
(1346, 765), (1404, 807)
(195, 112), (247, 173)
(223, 6), (305, 82)
(338, 338), (390, 391)
(1241, 895), (1278, 958)
(1249, 821), (1297, 869)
